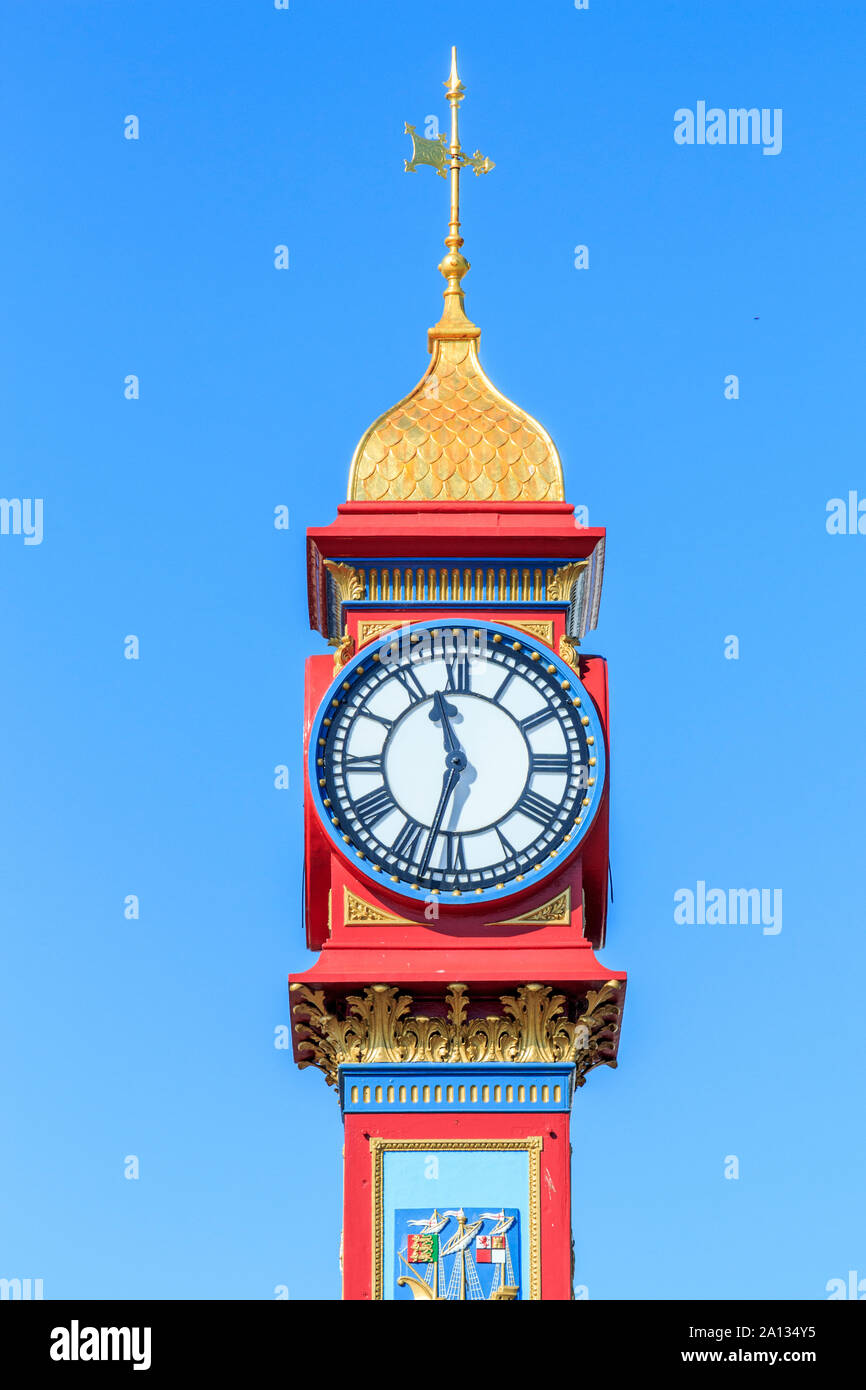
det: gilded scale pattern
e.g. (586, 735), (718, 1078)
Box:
(348, 339), (565, 503)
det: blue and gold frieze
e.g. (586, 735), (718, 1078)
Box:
(322, 553), (603, 643)
(340, 1062), (575, 1114)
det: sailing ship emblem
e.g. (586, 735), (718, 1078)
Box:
(395, 1207), (520, 1301)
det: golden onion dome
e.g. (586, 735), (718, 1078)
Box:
(347, 49), (565, 505)
(347, 315), (565, 504)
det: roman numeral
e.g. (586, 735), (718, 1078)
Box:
(345, 753), (384, 774)
(495, 825), (518, 859)
(353, 784), (397, 827)
(392, 817), (425, 862)
(520, 708), (557, 735)
(516, 789), (561, 825)
(530, 753), (571, 774)
(443, 834), (466, 872)
(360, 709), (393, 730)
(444, 653), (470, 693)
(493, 669), (516, 704)
(393, 665), (427, 702)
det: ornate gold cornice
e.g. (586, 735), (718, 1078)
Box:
(332, 633), (354, 672)
(547, 562), (587, 603)
(290, 980), (621, 1090)
(323, 560), (365, 602)
(494, 888), (570, 927)
(558, 635), (579, 672)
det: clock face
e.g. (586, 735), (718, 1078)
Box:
(310, 620), (605, 905)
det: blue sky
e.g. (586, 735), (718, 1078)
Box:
(1, 0), (864, 1299)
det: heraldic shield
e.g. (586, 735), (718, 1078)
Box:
(395, 1207), (521, 1301)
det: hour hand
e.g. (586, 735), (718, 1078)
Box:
(429, 689), (460, 754)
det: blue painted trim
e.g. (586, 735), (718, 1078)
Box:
(309, 618), (606, 907)
(339, 1062), (576, 1114)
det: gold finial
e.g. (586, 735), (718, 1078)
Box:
(404, 46), (494, 342)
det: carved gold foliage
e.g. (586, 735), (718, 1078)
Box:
(290, 980), (622, 1089)
(546, 562), (586, 603)
(495, 889), (570, 927)
(573, 982), (622, 1086)
(292, 983), (413, 1082)
(343, 888), (413, 925)
(324, 560), (365, 602)
(509, 619), (554, 645)
(357, 619), (403, 647)
(558, 635), (579, 671)
(332, 633), (355, 672)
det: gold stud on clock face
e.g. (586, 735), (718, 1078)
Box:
(312, 622), (604, 904)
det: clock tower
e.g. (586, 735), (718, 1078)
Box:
(289, 49), (626, 1302)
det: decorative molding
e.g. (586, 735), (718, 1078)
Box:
(509, 619), (554, 645)
(364, 563), (550, 605)
(314, 556), (606, 642)
(546, 561), (587, 603)
(343, 888), (415, 926)
(324, 560), (365, 602)
(370, 1137), (542, 1302)
(342, 1062), (574, 1114)
(495, 888), (571, 927)
(332, 633), (355, 672)
(558, 635), (580, 672)
(290, 980), (622, 1090)
(357, 619), (404, 647)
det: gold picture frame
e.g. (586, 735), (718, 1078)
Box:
(368, 1136), (543, 1301)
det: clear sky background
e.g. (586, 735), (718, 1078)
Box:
(1, 0), (864, 1300)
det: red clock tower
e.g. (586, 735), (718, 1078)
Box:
(289, 49), (626, 1302)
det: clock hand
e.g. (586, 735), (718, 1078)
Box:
(429, 689), (461, 756)
(417, 762), (461, 875)
(418, 692), (468, 875)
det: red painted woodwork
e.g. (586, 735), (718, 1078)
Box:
(292, 493), (626, 1302)
(342, 1110), (573, 1302)
(296, 610), (615, 1005)
(306, 501), (605, 636)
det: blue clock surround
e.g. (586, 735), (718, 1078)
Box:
(308, 618), (606, 907)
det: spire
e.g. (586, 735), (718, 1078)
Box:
(404, 46), (494, 344)
(347, 50), (564, 503)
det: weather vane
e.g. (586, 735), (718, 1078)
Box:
(404, 47), (494, 318)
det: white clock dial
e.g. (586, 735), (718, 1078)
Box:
(314, 623), (602, 900)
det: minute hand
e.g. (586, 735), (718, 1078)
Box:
(417, 763), (460, 876)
